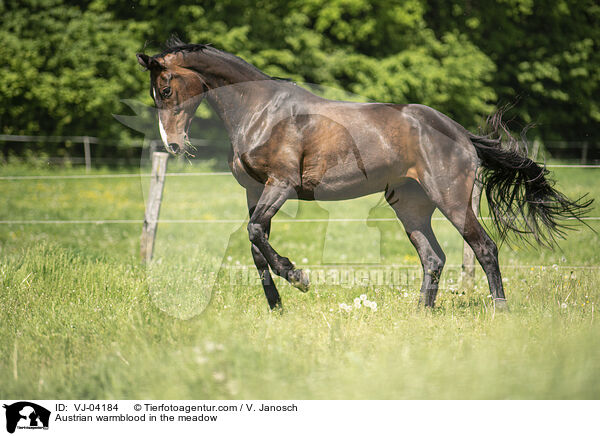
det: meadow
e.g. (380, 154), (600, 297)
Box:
(1, 158), (599, 399)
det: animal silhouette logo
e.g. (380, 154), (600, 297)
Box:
(3, 402), (50, 433)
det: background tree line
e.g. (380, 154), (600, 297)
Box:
(1, 0), (598, 159)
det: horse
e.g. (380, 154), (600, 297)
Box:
(136, 36), (592, 311)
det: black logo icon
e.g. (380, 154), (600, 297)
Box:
(3, 402), (50, 434)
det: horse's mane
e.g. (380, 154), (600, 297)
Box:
(155, 35), (272, 80)
(157, 35), (211, 56)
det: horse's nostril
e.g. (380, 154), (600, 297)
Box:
(168, 143), (180, 153)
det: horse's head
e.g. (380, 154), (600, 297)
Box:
(136, 51), (206, 155)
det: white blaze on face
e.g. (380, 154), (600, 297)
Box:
(153, 87), (169, 148)
(158, 115), (169, 148)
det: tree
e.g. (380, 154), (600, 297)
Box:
(0, 0), (148, 146)
(2, 0), (596, 157)
(425, 0), (600, 146)
(119, 0), (496, 129)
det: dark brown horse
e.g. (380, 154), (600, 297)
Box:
(137, 37), (591, 311)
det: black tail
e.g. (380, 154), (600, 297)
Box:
(469, 110), (593, 246)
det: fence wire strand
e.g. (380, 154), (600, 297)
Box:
(0, 164), (599, 180)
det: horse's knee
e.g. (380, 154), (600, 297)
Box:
(425, 251), (445, 278)
(247, 222), (263, 245)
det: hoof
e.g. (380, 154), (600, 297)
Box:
(288, 269), (310, 293)
(494, 298), (509, 312)
(269, 303), (284, 314)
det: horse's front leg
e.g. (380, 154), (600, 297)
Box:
(247, 190), (282, 310)
(247, 180), (310, 293)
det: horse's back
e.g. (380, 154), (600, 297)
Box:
(231, 92), (478, 201)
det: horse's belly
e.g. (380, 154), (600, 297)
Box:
(299, 164), (393, 200)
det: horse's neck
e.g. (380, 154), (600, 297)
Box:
(184, 50), (272, 132)
(205, 81), (284, 141)
(202, 74), (328, 156)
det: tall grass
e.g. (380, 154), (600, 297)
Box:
(0, 162), (598, 399)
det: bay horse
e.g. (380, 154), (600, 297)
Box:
(136, 37), (591, 311)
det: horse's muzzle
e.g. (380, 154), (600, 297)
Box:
(167, 143), (180, 154)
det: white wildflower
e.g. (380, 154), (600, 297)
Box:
(360, 294), (367, 301)
(353, 298), (362, 308)
(339, 303), (352, 313)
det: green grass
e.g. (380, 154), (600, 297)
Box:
(0, 160), (599, 399)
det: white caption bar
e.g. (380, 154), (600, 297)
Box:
(0, 400), (596, 436)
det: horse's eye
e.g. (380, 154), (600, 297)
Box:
(161, 87), (172, 98)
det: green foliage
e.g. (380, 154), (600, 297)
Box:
(0, 0), (147, 142)
(425, 0), (600, 141)
(0, 0), (597, 150)
(129, 0), (497, 128)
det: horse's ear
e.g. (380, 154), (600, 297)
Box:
(137, 53), (152, 70)
(137, 53), (163, 71)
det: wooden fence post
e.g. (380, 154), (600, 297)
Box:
(581, 141), (589, 165)
(462, 176), (482, 287)
(140, 152), (169, 263)
(83, 136), (91, 173)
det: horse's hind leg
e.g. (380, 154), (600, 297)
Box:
(386, 179), (446, 307)
(247, 180), (309, 293)
(247, 190), (282, 310)
(436, 189), (507, 310)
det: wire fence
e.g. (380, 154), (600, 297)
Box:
(1, 163), (599, 180)
(1, 165), (597, 271)
(1, 165), (598, 223)
(0, 217), (599, 225)
(227, 264), (600, 270)
(0, 172), (231, 180)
